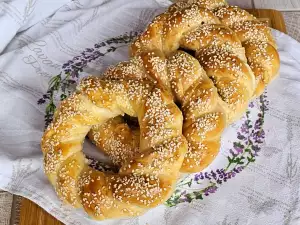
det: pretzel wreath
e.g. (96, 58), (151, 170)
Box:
(41, 57), (189, 219)
(88, 0), (280, 173)
(42, 0), (280, 220)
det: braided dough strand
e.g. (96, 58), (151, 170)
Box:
(42, 0), (280, 219)
(127, 0), (279, 172)
(42, 70), (188, 219)
(88, 116), (140, 167)
(89, 0), (279, 173)
(87, 0), (261, 173)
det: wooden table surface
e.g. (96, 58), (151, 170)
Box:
(19, 8), (287, 225)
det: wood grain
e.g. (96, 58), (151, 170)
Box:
(246, 9), (287, 33)
(20, 198), (63, 225)
(19, 9), (287, 225)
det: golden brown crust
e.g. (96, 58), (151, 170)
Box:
(213, 6), (279, 95)
(41, 63), (188, 219)
(90, 0), (279, 174)
(231, 20), (277, 48)
(167, 50), (206, 103)
(42, 0), (280, 219)
(180, 24), (246, 61)
(182, 140), (220, 173)
(168, 0), (228, 12)
(88, 116), (140, 167)
(169, 52), (226, 172)
(243, 40), (280, 96)
(214, 6), (256, 26)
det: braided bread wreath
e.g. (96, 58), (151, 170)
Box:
(41, 0), (280, 221)
(88, 0), (280, 173)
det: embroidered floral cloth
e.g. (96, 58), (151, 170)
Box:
(0, 0), (300, 224)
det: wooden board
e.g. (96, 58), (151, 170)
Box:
(19, 9), (287, 225)
(20, 198), (63, 225)
(246, 9), (287, 33)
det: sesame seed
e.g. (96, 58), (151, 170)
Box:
(42, 0), (279, 216)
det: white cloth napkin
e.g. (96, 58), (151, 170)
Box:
(0, 0), (300, 224)
(0, 0), (71, 53)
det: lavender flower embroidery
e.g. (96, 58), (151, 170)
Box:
(38, 31), (140, 127)
(166, 94), (269, 207)
(38, 31), (270, 208)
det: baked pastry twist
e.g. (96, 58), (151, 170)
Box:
(88, 116), (140, 167)
(41, 64), (188, 219)
(42, 0), (280, 218)
(88, 0), (279, 173)
(131, 0), (279, 99)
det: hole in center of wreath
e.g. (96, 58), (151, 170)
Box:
(84, 114), (140, 173)
(83, 48), (196, 173)
(178, 47), (196, 57)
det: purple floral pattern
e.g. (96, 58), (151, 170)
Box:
(38, 31), (140, 127)
(166, 94), (269, 206)
(38, 31), (270, 208)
